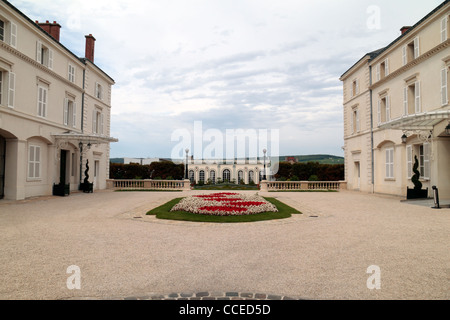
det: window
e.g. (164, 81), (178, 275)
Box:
(385, 148), (394, 179)
(68, 64), (75, 83)
(0, 20), (4, 42)
(36, 41), (53, 69)
(376, 59), (389, 81)
(37, 86), (48, 117)
(238, 170), (244, 183)
(402, 37), (419, 66)
(403, 81), (421, 115)
(0, 19), (17, 48)
(223, 169), (230, 182)
(8, 72), (14, 107)
(352, 108), (360, 133)
(441, 68), (448, 106)
(189, 170), (194, 183)
(64, 98), (77, 128)
(95, 82), (103, 100)
(210, 170), (216, 184)
(199, 170), (205, 183)
(377, 96), (390, 124)
(441, 16), (448, 43)
(28, 145), (41, 179)
(92, 109), (104, 134)
(350, 79), (359, 97)
(249, 170), (254, 183)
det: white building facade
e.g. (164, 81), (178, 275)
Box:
(340, 0), (450, 198)
(0, 0), (117, 200)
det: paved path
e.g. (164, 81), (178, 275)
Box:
(0, 190), (448, 300)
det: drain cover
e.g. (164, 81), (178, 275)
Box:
(309, 215), (318, 218)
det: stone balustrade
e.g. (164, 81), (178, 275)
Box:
(260, 180), (347, 192)
(107, 179), (191, 191)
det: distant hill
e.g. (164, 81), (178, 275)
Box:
(279, 154), (344, 164)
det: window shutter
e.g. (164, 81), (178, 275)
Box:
(95, 82), (99, 98)
(36, 40), (42, 63)
(72, 102), (77, 128)
(10, 22), (17, 48)
(384, 58), (389, 76)
(376, 64), (380, 81)
(35, 146), (40, 178)
(441, 16), (448, 43)
(63, 98), (69, 125)
(42, 88), (47, 117)
(100, 113), (104, 135)
(48, 49), (53, 70)
(406, 145), (412, 179)
(403, 86), (408, 116)
(414, 37), (420, 59)
(377, 100), (381, 124)
(8, 72), (15, 108)
(38, 87), (43, 116)
(385, 96), (390, 122)
(385, 149), (390, 178)
(355, 79), (359, 95)
(402, 46), (407, 66)
(92, 110), (96, 133)
(414, 81), (421, 113)
(356, 109), (360, 132)
(390, 149), (394, 178)
(28, 146), (35, 178)
(441, 68), (448, 106)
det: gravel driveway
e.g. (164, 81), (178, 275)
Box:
(0, 190), (448, 300)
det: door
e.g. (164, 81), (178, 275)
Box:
(0, 136), (5, 199)
(355, 162), (361, 190)
(94, 160), (99, 189)
(60, 150), (67, 185)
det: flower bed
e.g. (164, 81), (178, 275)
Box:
(170, 192), (278, 216)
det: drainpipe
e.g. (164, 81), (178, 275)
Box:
(369, 65), (375, 193)
(79, 67), (86, 187)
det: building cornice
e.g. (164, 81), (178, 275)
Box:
(369, 39), (450, 90)
(0, 42), (84, 93)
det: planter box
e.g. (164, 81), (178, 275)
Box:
(53, 183), (70, 197)
(407, 187), (428, 199)
(80, 182), (94, 193)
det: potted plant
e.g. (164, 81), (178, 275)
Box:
(407, 155), (428, 199)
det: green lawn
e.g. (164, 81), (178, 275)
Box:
(146, 197), (301, 223)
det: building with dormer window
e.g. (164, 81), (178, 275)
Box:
(340, 0), (450, 198)
(0, 0), (117, 200)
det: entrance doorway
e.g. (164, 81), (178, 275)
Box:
(354, 161), (361, 190)
(0, 136), (5, 199)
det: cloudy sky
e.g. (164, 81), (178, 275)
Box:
(10, 0), (443, 159)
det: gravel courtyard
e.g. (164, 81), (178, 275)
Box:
(0, 190), (448, 300)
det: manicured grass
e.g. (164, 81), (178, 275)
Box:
(146, 197), (301, 223)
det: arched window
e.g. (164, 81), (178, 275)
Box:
(210, 170), (216, 184)
(223, 169), (230, 182)
(259, 170), (263, 182)
(238, 170), (244, 183)
(189, 170), (195, 183)
(248, 170), (254, 184)
(199, 170), (205, 183)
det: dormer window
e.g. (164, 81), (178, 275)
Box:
(36, 41), (53, 69)
(402, 37), (419, 66)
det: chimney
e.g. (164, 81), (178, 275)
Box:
(85, 34), (96, 63)
(400, 26), (411, 35)
(37, 20), (61, 42)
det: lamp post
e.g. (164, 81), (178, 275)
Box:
(263, 148), (267, 181)
(185, 148), (189, 180)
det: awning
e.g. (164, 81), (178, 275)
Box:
(379, 109), (450, 131)
(51, 132), (119, 144)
